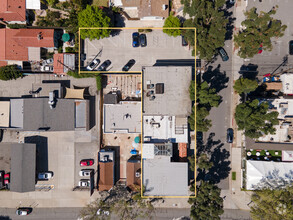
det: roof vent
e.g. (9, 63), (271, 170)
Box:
(37, 32), (43, 40)
(162, 4), (168, 10)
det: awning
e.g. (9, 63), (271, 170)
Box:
(64, 88), (84, 99)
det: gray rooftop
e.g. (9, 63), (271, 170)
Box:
(103, 101), (141, 133)
(143, 66), (192, 116)
(246, 137), (293, 150)
(10, 143), (36, 192)
(143, 157), (188, 196)
(10, 98), (75, 131)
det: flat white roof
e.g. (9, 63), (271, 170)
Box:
(246, 160), (293, 190)
(143, 115), (188, 143)
(0, 101), (10, 127)
(280, 74), (293, 94)
(142, 143), (155, 159)
(26, 0), (40, 9)
(143, 157), (188, 196)
(104, 101), (141, 133)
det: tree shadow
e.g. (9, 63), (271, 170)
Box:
(196, 133), (231, 183)
(224, 6), (236, 40)
(239, 63), (259, 80)
(202, 65), (229, 93)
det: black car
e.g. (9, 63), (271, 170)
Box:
(97, 60), (111, 71)
(218, 47), (229, 61)
(132, 32), (140, 47)
(140, 34), (147, 47)
(227, 128), (234, 143)
(122, 59), (136, 71)
(182, 35), (188, 46)
(289, 40), (293, 55)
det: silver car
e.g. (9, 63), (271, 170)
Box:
(79, 169), (93, 177)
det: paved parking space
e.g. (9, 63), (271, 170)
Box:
(82, 29), (193, 72)
(74, 142), (98, 188)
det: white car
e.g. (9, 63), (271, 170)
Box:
(38, 172), (53, 180)
(79, 179), (90, 187)
(16, 208), (31, 215)
(86, 59), (100, 71)
(79, 169), (93, 177)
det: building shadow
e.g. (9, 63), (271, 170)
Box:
(24, 136), (48, 174)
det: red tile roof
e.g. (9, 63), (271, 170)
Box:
(0, 28), (55, 61)
(0, 0), (26, 22)
(53, 53), (64, 74)
(0, 61), (7, 67)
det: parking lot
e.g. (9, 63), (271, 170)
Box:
(244, 1), (293, 76)
(81, 29), (194, 72)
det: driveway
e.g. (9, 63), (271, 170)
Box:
(81, 29), (194, 72)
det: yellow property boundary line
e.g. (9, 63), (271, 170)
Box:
(78, 27), (196, 198)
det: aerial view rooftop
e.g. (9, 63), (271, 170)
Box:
(0, 0), (292, 219)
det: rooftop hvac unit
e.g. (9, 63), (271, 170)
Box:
(162, 4), (168, 10)
(135, 172), (140, 177)
(48, 91), (55, 109)
(150, 95), (155, 101)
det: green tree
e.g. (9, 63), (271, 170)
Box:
(181, 0), (228, 60)
(196, 106), (212, 132)
(189, 181), (224, 220)
(197, 81), (221, 108)
(233, 77), (258, 95)
(0, 65), (22, 81)
(79, 199), (111, 220)
(78, 5), (112, 40)
(250, 186), (293, 220)
(163, 13), (182, 37)
(197, 153), (213, 171)
(234, 6), (287, 58)
(235, 99), (279, 138)
(46, 0), (59, 7)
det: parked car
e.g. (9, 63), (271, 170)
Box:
(79, 179), (90, 187)
(217, 47), (229, 61)
(182, 35), (188, 46)
(4, 173), (9, 185)
(227, 128), (234, 143)
(122, 59), (136, 71)
(0, 171), (4, 188)
(80, 159), (94, 167)
(86, 58), (100, 71)
(289, 40), (293, 55)
(132, 32), (140, 47)
(0, 129), (3, 142)
(16, 208), (32, 216)
(38, 172), (53, 180)
(79, 169), (93, 177)
(97, 60), (111, 71)
(45, 58), (53, 64)
(140, 34), (147, 47)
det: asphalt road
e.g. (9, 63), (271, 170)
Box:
(204, 39), (233, 190)
(0, 208), (251, 220)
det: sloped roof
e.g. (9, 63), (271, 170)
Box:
(98, 162), (114, 191)
(127, 158), (141, 187)
(10, 143), (36, 192)
(53, 53), (75, 74)
(0, 28), (55, 61)
(0, 0), (26, 22)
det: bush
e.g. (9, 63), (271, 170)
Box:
(65, 47), (76, 53)
(7, 24), (27, 29)
(232, 172), (236, 180)
(0, 65), (23, 81)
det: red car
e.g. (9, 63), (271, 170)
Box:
(80, 159), (94, 167)
(4, 173), (10, 185)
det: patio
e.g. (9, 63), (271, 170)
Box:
(246, 149), (282, 162)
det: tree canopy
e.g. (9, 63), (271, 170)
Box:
(189, 181), (224, 220)
(197, 81), (221, 108)
(0, 65), (22, 81)
(235, 99), (279, 138)
(250, 186), (293, 220)
(233, 77), (258, 95)
(78, 5), (112, 40)
(181, 0), (228, 60)
(163, 13), (182, 37)
(234, 6), (287, 58)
